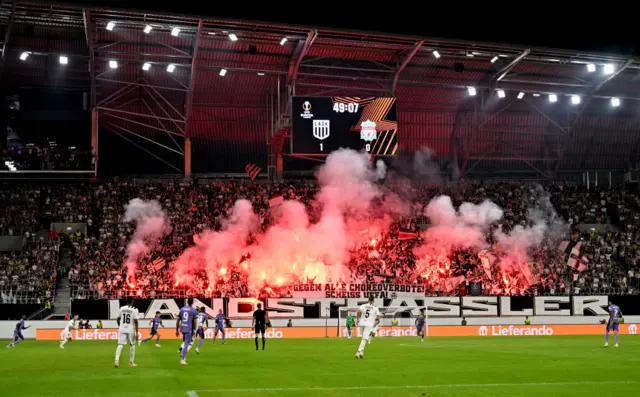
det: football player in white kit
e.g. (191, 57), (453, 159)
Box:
(60, 315), (79, 349)
(114, 299), (139, 368)
(355, 295), (380, 359)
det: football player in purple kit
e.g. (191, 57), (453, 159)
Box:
(415, 313), (426, 342)
(212, 309), (227, 345)
(194, 307), (208, 354)
(139, 311), (164, 347)
(176, 298), (198, 365)
(604, 301), (623, 348)
(6, 315), (29, 348)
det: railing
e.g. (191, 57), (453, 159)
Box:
(0, 289), (54, 304)
(69, 286), (637, 300)
(27, 307), (52, 320)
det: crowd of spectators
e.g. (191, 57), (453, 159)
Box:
(0, 237), (58, 304)
(2, 179), (640, 301)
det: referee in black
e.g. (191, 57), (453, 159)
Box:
(252, 303), (269, 351)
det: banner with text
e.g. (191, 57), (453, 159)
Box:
(35, 323), (639, 340)
(291, 283), (427, 298)
(67, 295), (640, 321)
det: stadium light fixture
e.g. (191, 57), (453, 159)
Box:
(491, 56), (498, 63)
(220, 68), (228, 76)
(19, 52), (29, 61)
(586, 63), (596, 72)
(142, 62), (151, 71)
(167, 64), (176, 73)
(171, 27), (180, 36)
(106, 21), (116, 31)
(497, 89), (505, 98)
(144, 25), (152, 34)
(109, 60), (118, 69)
(604, 64), (614, 75)
(467, 86), (476, 96)
(229, 33), (238, 41)
(280, 37), (288, 45)
(611, 97), (620, 107)
(549, 94), (557, 103)
(533, 93), (540, 97)
(432, 50), (441, 59)
(257, 72), (265, 76)
(517, 92), (525, 99)
(59, 56), (68, 65)
(571, 95), (581, 105)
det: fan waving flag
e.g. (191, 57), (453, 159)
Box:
(398, 231), (418, 240)
(245, 164), (261, 180)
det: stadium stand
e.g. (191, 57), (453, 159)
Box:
(2, 180), (638, 305)
(1, 3), (640, 313)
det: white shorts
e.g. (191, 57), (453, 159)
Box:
(118, 331), (136, 345)
(60, 330), (72, 340)
(371, 325), (379, 335)
(361, 325), (374, 341)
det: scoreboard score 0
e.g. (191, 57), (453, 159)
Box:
(291, 97), (398, 156)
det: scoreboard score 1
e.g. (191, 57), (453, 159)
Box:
(291, 97), (398, 156)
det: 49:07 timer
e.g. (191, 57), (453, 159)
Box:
(333, 103), (359, 113)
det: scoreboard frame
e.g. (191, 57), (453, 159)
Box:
(290, 96), (398, 157)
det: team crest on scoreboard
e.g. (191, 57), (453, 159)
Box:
(313, 120), (330, 140)
(360, 119), (377, 141)
(300, 101), (314, 119)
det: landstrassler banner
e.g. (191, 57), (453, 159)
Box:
(291, 283), (427, 298)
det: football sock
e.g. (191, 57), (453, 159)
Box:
(358, 340), (366, 353)
(115, 345), (124, 362)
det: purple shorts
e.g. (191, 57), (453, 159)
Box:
(182, 332), (193, 344)
(14, 331), (23, 340)
(196, 328), (205, 339)
(607, 322), (619, 332)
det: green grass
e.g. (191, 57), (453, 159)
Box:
(1, 336), (638, 397)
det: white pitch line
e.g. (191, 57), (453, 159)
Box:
(190, 380), (638, 394)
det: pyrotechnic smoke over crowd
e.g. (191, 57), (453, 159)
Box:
(122, 148), (566, 294)
(122, 198), (171, 284)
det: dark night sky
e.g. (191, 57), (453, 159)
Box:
(45, 1), (639, 56)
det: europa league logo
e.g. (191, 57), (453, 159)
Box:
(301, 101), (313, 119)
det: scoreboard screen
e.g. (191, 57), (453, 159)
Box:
(291, 97), (398, 156)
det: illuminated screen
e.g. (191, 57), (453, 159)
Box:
(291, 97), (398, 156)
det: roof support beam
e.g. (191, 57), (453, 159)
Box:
(494, 49), (530, 82)
(392, 40), (423, 94)
(287, 29), (317, 85)
(571, 58), (634, 128)
(83, 9), (96, 109)
(1, 0), (16, 62)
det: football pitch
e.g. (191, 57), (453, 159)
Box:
(1, 336), (638, 397)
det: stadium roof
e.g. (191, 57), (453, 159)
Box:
(2, 1), (640, 177)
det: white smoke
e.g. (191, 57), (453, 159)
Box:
(123, 198), (171, 283)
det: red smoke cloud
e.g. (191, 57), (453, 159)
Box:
(125, 149), (564, 295)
